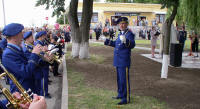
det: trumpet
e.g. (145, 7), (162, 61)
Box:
(0, 62), (33, 109)
(25, 42), (62, 64)
(0, 84), (19, 109)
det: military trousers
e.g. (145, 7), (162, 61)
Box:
(116, 67), (130, 103)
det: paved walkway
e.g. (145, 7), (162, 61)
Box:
(141, 53), (200, 69)
(134, 47), (200, 69)
(90, 39), (200, 69)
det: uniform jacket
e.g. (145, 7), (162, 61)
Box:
(104, 29), (135, 67)
(2, 44), (40, 93)
(34, 40), (49, 77)
(22, 42), (43, 80)
(0, 38), (7, 50)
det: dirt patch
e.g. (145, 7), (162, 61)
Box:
(67, 46), (200, 109)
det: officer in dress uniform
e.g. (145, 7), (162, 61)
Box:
(34, 31), (52, 98)
(22, 31), (44, 95)
(1, 23), (42, 93)
(103, 17), (135, 105)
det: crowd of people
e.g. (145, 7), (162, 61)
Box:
(0, 23), (71, 109)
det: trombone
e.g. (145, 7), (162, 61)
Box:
(0, 62), (33, 109)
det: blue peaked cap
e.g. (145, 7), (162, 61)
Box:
(117, 17), (128, 24)
(35, 31), (47, 39)
(23, 31), (32, 39)
(2, 23), (24, 37)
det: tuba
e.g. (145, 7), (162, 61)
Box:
(0, 62), (33, 109)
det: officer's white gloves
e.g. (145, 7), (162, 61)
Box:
(119, 35), (126, 43)
(101, 36), (107, 41)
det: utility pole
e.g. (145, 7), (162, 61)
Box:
(2, 0), (6, 26)
(64, 13), (66, 25)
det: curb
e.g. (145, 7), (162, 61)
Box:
(61, 43), (68, 109)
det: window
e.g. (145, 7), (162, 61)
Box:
(156, 14), (165, 23)
(91, 13), (98, 23)
(77, 12), (98, 23)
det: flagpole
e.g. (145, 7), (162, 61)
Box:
(2, 0), (6, 26)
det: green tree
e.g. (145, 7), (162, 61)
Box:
(35, 0), (65, 17)
(183, 0), (200, 33)
(56, 14), (68, 24)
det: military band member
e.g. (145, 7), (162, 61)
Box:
(103, 17), (135, 105)
(2, 23), (42, 93)
(22, 31), (44, 95)
(34, 31), (52, 98)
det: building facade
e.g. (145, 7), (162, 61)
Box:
(78, 2), (167, 27)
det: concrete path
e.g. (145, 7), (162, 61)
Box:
(90, 39), (200, 69)
(61, 43), (68, 109)
(141, 53), (200, 69)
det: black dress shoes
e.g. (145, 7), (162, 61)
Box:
(45, 93), (52, 99)
(112, 96), (121, 99)
(117, 101), (127, 105)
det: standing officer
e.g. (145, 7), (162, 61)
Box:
(1, 23), (42, 93)
(34, 31), (52, 98)
(103, 17), (135, 105)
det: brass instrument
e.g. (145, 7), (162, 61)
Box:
(0, 84), (19, 109)
(24, 42), (54, 64)
(51, 54), (62, 64)
(43, 38), (63, 64)
(0, 62), (33, 109)
(28, 42), (62, 64)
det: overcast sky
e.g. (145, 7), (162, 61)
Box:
(0, 0), (70, 28)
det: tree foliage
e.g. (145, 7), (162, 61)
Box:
(56, 14), (68, 24)
(183, 0), (200, 32)
(35, 0), (65, 17)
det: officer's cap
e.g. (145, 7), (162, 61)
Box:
(23, 31), (32, 39)
(35, 31), (47, 39)
(117, 17), (128, 24)
(2, 23), (24, 37)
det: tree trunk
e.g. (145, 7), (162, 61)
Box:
(161, 2), (178, 79)
(79, 0), (93, 59)
(67, 0), (81, 58)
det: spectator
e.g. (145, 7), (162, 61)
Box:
(150, 26), (159, 58)
(191, 32), (199, 57)
(178, 27), (187, 52)
(94, 26), (102, 41)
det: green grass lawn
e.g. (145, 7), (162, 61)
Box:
(67, 53), (169, 109)
(135, 39), (198, 51)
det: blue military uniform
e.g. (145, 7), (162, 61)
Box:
(0, 101), (7, 109)
(2, 23), (41, 93)
(0, 38), (7, 74)
(0, 38), (7, 50)
(104, 17), (135, 104)
(34, 31), (50, 97)
(22, 31), (43, 95)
